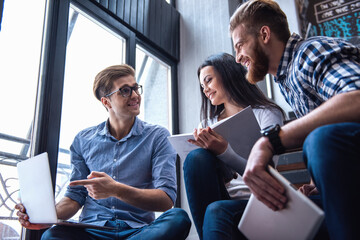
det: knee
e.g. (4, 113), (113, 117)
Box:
(304, 125), (332, 152)
(205, 201), (223, 219)
(303, 125), (349, 181)
(41, 226), (57, 240)
(183, 148), (214, 173)
(169, 208), (191, 227)
(163, 208), (191, 236)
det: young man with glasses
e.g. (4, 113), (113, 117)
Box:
(16, 64), (191, 239)
(230, 0), (360, 239)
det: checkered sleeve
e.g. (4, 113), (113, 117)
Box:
(297, 38), (360, 102)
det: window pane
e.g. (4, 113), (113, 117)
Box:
(55, 6), (125, 216)
(0, 0), (46, 238)
(136, 46), (172, 133)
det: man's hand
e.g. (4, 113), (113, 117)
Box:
(243, 137), (287, 211)
(299, 184), (319, 196)
(69, 171), (118, 200)
(15, 203), (52, 230)
(188, 127), (228, 155)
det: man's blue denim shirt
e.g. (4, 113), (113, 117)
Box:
(65, 117), (177, 228)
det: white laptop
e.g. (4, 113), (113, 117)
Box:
(238, 166), (324, 240)
(17, 152), (114, 230)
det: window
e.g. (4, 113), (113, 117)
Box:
(55, 5), (125, 208)
(0, 0), (46, 238)
(136, 45), (173, 132)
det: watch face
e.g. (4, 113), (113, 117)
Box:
(261, 124), (276, 135)
(260, 124), (284, 154)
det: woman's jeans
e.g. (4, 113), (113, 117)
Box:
(183, 148), (247, 239)
(304, 122), (360, 240)
(41, 208), (191, 240)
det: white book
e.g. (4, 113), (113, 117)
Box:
(238, 166), (324, 240)
(168, 106), (261, 162)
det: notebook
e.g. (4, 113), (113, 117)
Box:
(17, 152), (114, 230)
(168, 106), (261, 161)
(238, 166), (324, 240)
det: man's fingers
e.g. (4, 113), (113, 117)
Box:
(87, 171), (106, 179)
(69, 179), (94, 186)
(17, 211), (29, 220)
(244, 171), (287, 210)
(15, 204), (25, 212)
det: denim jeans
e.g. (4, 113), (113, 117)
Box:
(183, 148), (247, 239)
(41, 208), (191, 240)
(304, 122), (360, 240)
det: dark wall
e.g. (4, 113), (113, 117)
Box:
(92, 0), (180, 61)
(296, 0), (360, 44)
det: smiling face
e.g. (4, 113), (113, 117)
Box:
(199, 66), (228, 106)
(232, 24), (269, 84)
(102, 75), (141, 120)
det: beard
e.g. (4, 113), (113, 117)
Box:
(246, 41), (269, 84)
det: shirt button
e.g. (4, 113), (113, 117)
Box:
(113, 159), (116, 162)
(112, 206), (115, 209)
(113, 176), (116, 179)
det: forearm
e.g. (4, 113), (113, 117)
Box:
(281, 90), (360, 149)
(217, 143), (247, 175)
(55, 197), (82, 220)
(113, 183), (173, 212)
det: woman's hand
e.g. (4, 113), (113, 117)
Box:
(298, 184), (319, 196)
(188, 127), (228, 155)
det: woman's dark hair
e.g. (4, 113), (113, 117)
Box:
(197, 52), (285, 126)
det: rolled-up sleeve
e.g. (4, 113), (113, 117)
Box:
(64, 134), (90, 206)
(151, 128), (177, 204)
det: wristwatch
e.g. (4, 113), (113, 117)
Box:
(260, 124), (285, 155)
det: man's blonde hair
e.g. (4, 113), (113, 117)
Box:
(229, 0), (290, 43)
(93, 64), (135, 101)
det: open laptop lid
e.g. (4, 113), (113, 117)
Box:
(17, 152), (58, 224)
(238, 166), (324, 240)
(17, 152), (115, 230)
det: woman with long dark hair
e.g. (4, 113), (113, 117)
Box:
(184, 52), (285, 239)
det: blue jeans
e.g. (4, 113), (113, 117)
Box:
(183, 148), (247, 239)
(304, 122), (360, 240)
(41, 208), (191, 240)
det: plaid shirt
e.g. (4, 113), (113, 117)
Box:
(274, 33), (360, 117)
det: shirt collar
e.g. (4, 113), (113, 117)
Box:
(275, 33), (303, 82)
(98, 117), (144, 140)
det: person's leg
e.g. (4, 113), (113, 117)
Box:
(183, 148), (230, 239)
(203, 200), (248, 240)
(41, 225), (117, 240)
(41, 221), (142, 240)
(127, 208), (191, 240)
(309, 195), (330, 240)
(304, 122), (360, 240)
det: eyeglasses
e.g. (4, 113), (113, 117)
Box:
(105, 85), (143, 98)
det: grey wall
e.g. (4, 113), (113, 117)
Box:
(177, 0), (234, 134)
(176, 1), (235, 238)
(270, 0), (300, 117)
